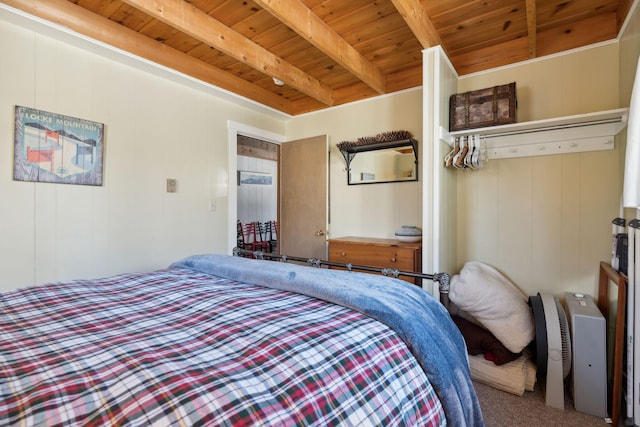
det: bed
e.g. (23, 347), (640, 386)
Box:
(0, 254), (483, 426)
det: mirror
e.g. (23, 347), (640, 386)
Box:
(339, 138), (418, 185)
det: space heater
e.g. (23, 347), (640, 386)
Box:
(564, 292), (607, 418)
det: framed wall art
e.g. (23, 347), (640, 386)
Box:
(13, 105), (104, 186)
(238, 170), (272, 186)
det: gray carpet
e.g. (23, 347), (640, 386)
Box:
(473, 381), (611, 426)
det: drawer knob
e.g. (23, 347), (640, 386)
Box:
(390, 257), (397, 263)
(341, 252), (346, 257)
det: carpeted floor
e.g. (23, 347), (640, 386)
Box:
(473, 380), (611, 426)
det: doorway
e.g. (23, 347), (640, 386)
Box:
(237, 135), (279, 253)
(227, 121), (285, 253)
(227, 122), (328, 260)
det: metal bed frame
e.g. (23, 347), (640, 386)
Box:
(233, 247), (452, 306)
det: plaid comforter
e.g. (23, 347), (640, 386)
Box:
(1, 267), (445, 426)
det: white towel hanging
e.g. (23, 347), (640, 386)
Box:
(623, 56), (640, 207)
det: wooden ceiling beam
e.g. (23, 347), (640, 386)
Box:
(253, 0), (386, 95)
(3, 0), (294, 113)
(526, 0), (537, 59)
(120, 0), (335, 106)
(390, 0), (442, 48)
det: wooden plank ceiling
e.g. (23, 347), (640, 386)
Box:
(5, 0), (634, 115)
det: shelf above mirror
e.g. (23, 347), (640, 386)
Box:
(339, 138), (418, 185)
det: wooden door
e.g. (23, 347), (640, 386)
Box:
(280, 135), (328, 259)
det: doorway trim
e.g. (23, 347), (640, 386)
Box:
(227, 121), (286, 253)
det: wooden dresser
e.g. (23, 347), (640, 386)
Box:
(327, 236), (422, 285)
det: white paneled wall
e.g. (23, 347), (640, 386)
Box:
(237, 155), (278, 224)
(456, 149), (620, 297)
(0, 16), (286, 290)
(453, 43), (622, 298)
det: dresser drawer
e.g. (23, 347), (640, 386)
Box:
(329, 242), (416, 270)
(328, 237), (422, 285)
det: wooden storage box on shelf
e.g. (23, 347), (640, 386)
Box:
(328, 236), (422, 286)
(449, 82), (517, 131)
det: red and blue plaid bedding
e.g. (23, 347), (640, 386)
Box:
(1, 267), (445, 426)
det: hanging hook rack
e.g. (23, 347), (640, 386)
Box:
(440, 108), (628, 161)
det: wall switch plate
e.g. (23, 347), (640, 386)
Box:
(166, 178), (177, 193)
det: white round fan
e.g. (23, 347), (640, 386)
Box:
(529, 293), (572, 409)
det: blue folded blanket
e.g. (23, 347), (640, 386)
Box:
(171, 254), (484, 426)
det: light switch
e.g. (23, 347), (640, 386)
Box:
(166, 178), (177, 193)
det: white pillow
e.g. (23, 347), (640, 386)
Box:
(449, 261), (535, 353)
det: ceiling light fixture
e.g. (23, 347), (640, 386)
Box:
(272, 77), (284, 86)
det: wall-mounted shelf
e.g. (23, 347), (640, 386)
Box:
(439, 108), (629, 160)
(338, 138), (419, 185)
